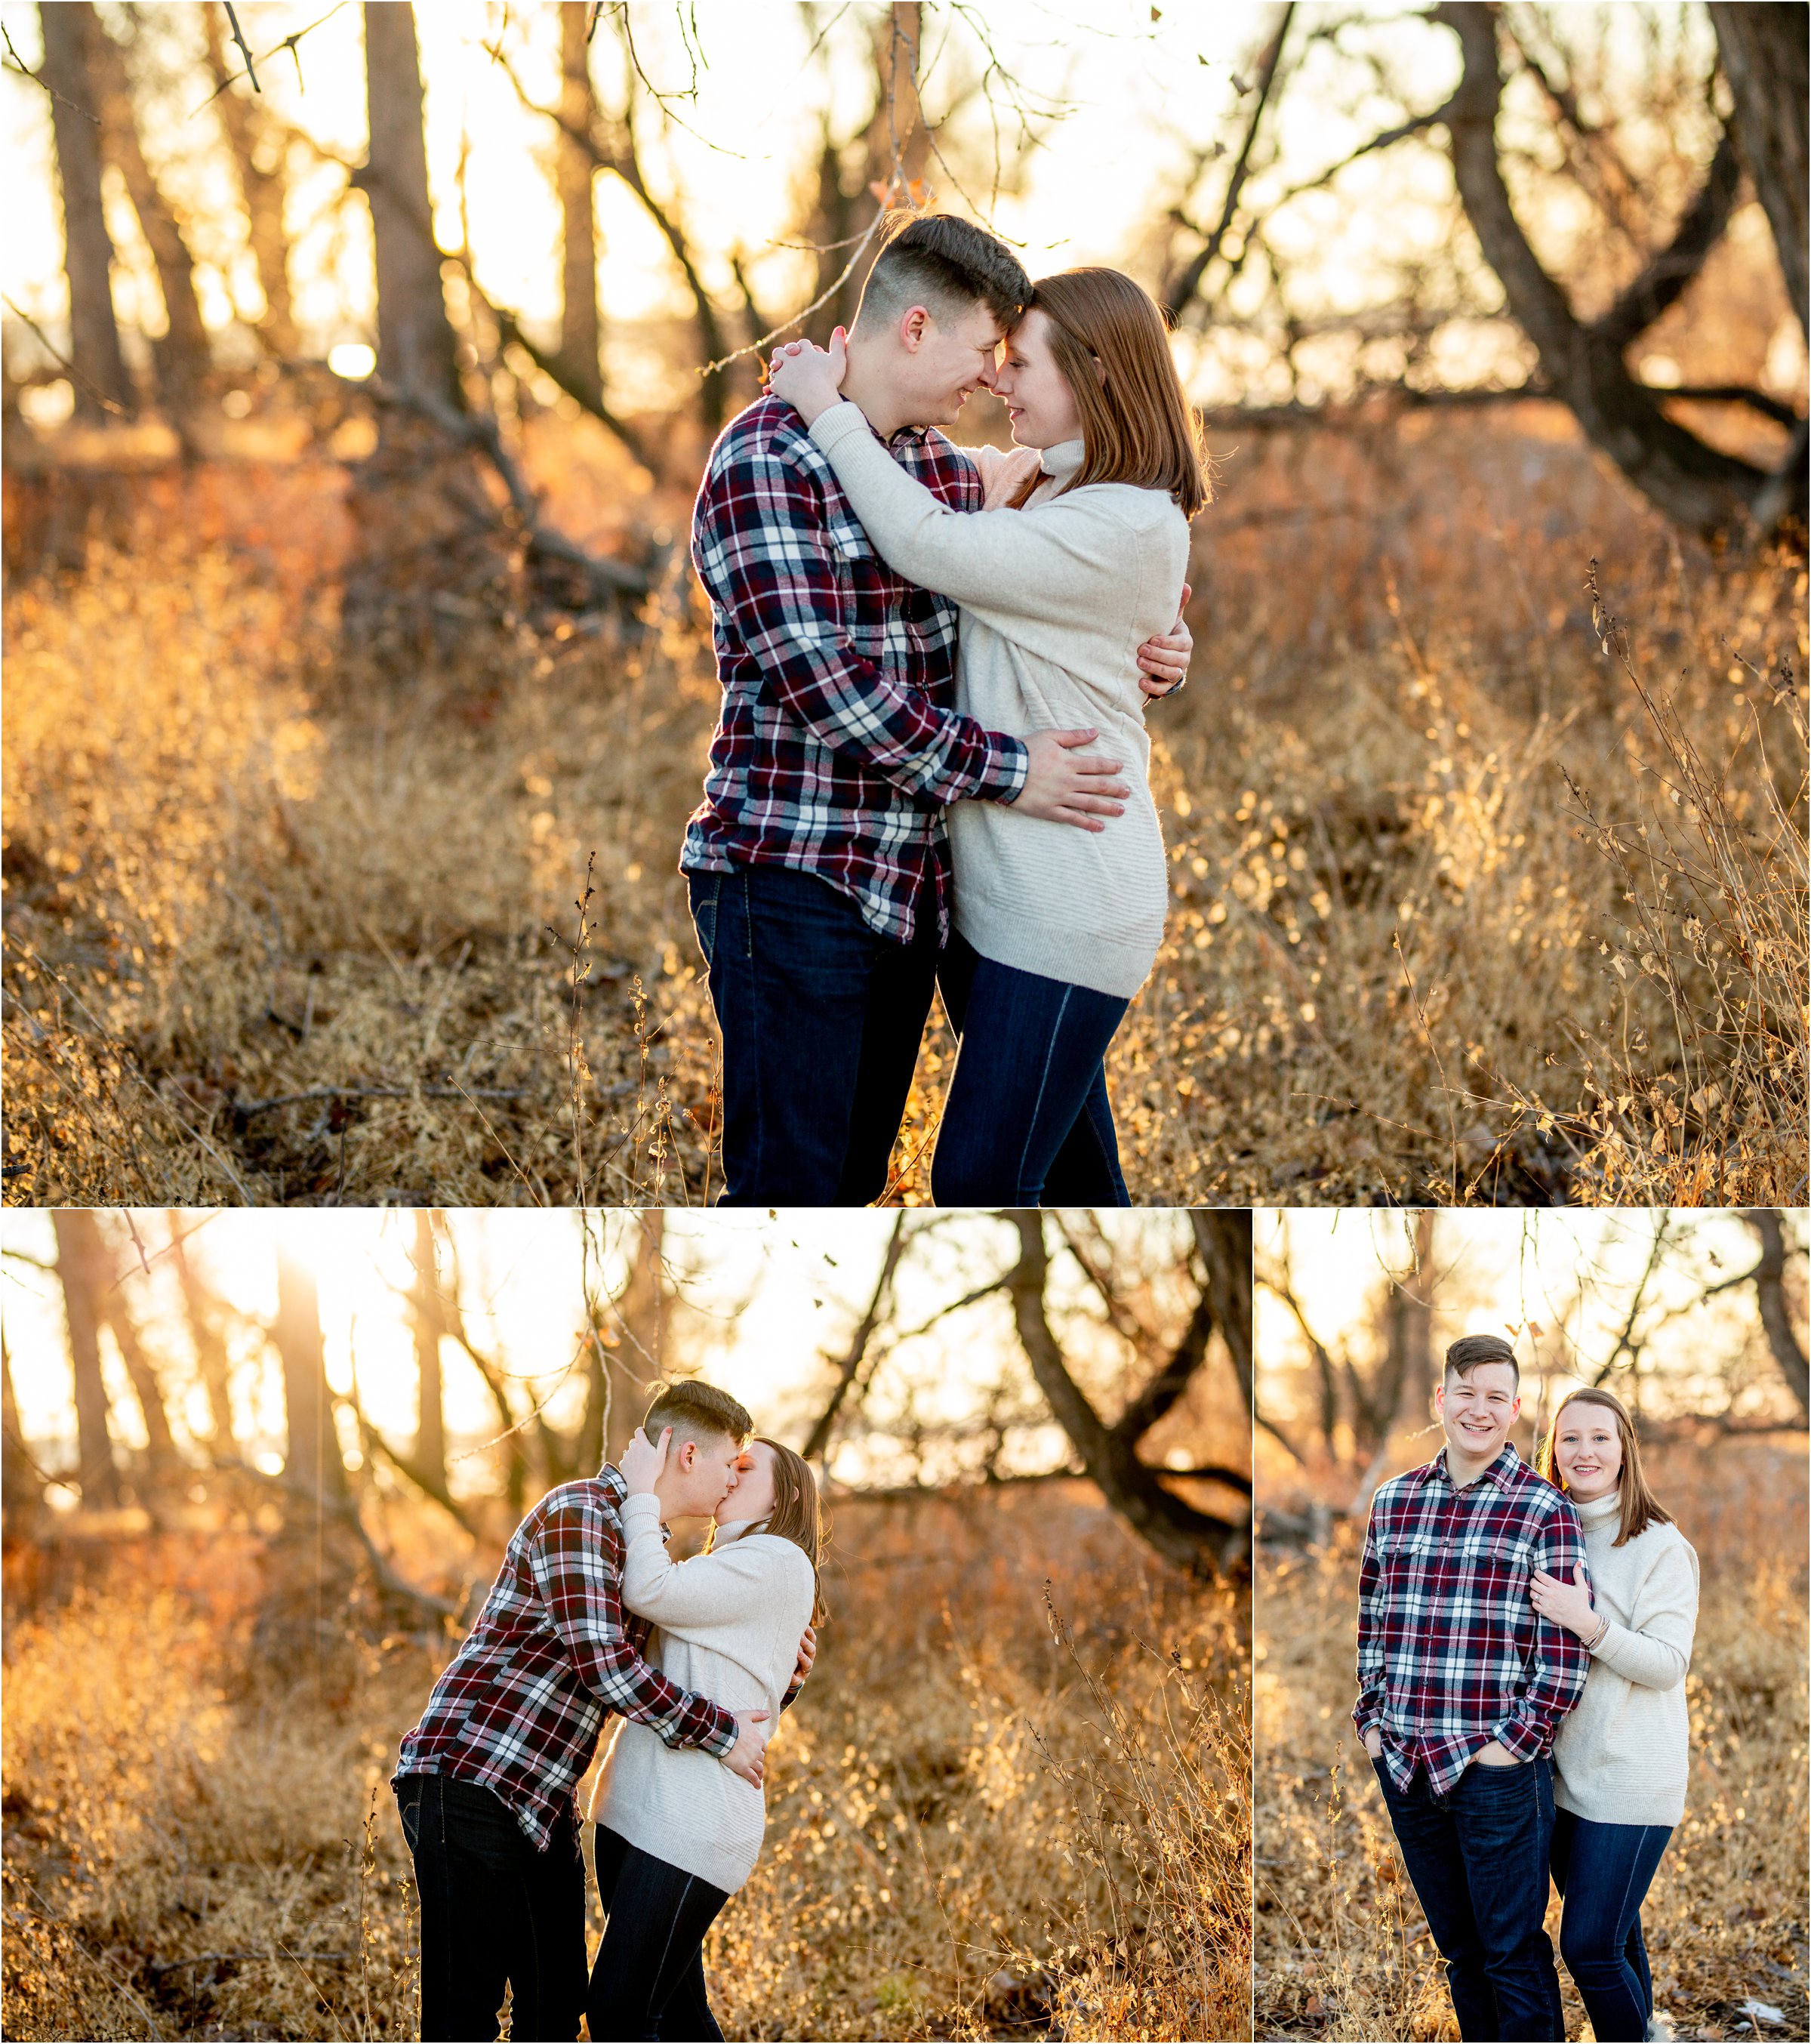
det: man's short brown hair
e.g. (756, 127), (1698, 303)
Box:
(854, 211), (1030, 335)
(642, 1380), (753, 1451)
(1443, 1335), (1520, 1389)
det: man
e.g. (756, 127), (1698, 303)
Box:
(682, 211), (1192, 1204)
(393, 1381), (802, 2041)
(1354, 1334), (1591, 2043)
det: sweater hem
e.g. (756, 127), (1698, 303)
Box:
(594, 1802), (756, 1898)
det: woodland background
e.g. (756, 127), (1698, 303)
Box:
(1, 1204), (1252, 2041)
(1252, 1204), (1809, 2042)
(2, 1), (1806, 1207)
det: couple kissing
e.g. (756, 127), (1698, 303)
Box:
(391, 1380), (819, 2042)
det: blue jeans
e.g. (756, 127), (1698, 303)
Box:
(1550, 1808), (1673, 2042)
(587, 1824), (731, 2042)
(930, 933), (1130, 1205)
(688, 862), (941, 1204)
(395, 1771), (587, 2042)
(1372, 1753), (1564, 2042)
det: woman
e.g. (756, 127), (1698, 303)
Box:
(1532, 1386), (1699, 2044)
(585, 1428), (823, 2041)
(768, 269), (1206, 1204)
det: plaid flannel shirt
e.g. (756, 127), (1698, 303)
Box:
(681, 394), (1028, 946)
(1354, 1443), (1590, 1796)
(393, 1470), (737, 1849)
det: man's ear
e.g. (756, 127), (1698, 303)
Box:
(674, 1438), (696, 1472)
(898, 305), (931, 353)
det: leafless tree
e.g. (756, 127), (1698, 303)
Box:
(272, 1245), (348, 1507)
(37, 2), (133, 418)
(50, 1209), (122, 1507)
(93, 11), (211, 418)
(359, 2), (462, 410)
(556, 0), (605, 412)
(202, 0), (297, 358)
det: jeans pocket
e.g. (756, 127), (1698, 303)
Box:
(691, 876), (721, 967)
(400, 1800), (420, 1852)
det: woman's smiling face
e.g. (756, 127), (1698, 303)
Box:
(990, 309), (1085, 450)
(1553, 1402), (1623, 1501)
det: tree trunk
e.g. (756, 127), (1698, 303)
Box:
(1393, 1210), (1437, 1422)
(1742, 1209), (1809, 1417)
(273, 1248), (348, 1504)
(410, 1210), (448, 1489)
(171, 1220), (236, 1450)
(1708, 5), (1808, 338)
(1008, 1214), (1247, 1576)
(1436, 2), (1775, 536)
(51, 1210), (122, 1507)
(362, 2), (462, 407)
(557, 1), (603, 409)
(2, 1333), (43, 1538)
(1191, 1209), (1254, 1412)
(603, 1212), (667, 1469)
(38, 2), (133, 420)
(98, 1225), (180, 1486)
(93, 15), (211, 415)
(203, 1), (297, 356)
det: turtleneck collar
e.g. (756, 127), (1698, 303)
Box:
(712, 1518), (768, 1546)
(1038, 437), (1086, 486)
(1573, 1488), (1622, 1526)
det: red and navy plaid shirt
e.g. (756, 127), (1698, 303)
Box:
(681, 394), (1027, 946)
(393, 1469), (737, 1850)
(1354, 1443), (1590, 1796)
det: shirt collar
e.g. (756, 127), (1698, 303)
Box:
(1418, 1442), (1521, 1494)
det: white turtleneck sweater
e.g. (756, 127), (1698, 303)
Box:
(587, 1497), (815, 1894)
(1551, 1490), (1699, 1827)
(808, 402), (1189, 1000)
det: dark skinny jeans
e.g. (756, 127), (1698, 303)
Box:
(930, 932), (1130, 1205)
(1550, 1807), (1674, 2043)
(586, 1824), (731, 2042)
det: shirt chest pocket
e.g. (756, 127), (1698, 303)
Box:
(1384, 1521), (1526, 1586)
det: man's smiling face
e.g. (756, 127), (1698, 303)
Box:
(1434, 1359), (1520, 1466)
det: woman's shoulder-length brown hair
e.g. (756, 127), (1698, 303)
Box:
(1535, 1386), (1674, 1547)
(1021, 267), (1210, 519)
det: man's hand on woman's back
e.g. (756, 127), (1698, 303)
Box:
(722, 1709), (770, 1787)
(1012, 727), (1131, 830)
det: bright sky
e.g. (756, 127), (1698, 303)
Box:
(1255, 1207), (1791, 1429)
(0, 0), (1476, 409)
(0, 1207), (1214, 1491)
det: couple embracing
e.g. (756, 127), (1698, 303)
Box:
(391, 1380), (818, 2041)
(1356, 1336), (1701, 2042)
(680, 211), (1208, 1206)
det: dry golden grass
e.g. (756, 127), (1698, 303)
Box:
(1254, 1436), (1809, 2042)
(4, 405), (1806, 1206)
(0, 1481), (1249, 2041)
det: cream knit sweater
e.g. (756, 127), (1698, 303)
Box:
(587, 1495), (815, 1894)
(1551, 1491), (1699, 1827)
(809, 402), (1189, 999)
